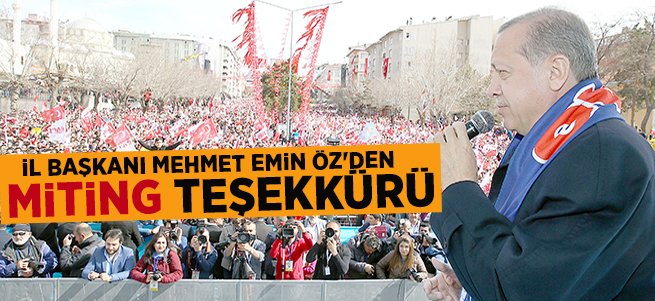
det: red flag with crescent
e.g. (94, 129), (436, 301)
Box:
(190, 119), (218, 147)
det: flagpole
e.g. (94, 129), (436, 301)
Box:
(254, 0), (342, 142)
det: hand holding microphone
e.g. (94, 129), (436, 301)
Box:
(433, 110), (494, 190)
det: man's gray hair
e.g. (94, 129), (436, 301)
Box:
(499, 7), (598, 81)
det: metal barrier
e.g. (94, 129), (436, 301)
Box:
(0, 279), (429, 301)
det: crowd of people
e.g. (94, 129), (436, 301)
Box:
(0, 214), (446, 284)
(0, 69), (513, 289)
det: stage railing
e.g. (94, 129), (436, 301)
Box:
(0, 278), (429, 300)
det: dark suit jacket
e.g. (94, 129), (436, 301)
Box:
(30, 223), (60, 257)
(306, 241), (351, 280)
(431, 119), (655, 300)
(57, 223), (79, 249)
(101, 222), (142, 260)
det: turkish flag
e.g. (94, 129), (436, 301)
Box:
(40, 106), (65, 122)
(383, 57), (389, 79)
(20, 127), (29, 139)
(189, 119), (218, 146)
(110, 123), (134, 147)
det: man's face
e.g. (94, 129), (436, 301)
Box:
(419, 226), (430, 235)
(367, 215), (381, 226)
(487, 23), (552, 135)
(363, 242), (376, 255)
(105, 237), (121, 256)
(326, 223), (340, 240)
(11, 231), (31, 246)
(74, 231), (84, 244)
(244, 223), (256, 236)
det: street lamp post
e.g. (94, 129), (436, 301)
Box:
(255, 0), (341, 142)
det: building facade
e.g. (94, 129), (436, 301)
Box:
(347, 15), (502, 88)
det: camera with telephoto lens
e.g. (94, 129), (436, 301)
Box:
(152, 271), (163, 281)
(324, 227), (335, 243)
(417, 232), (437, 246)
(197, 227), (208, 245)
(236, 231), (254, 244)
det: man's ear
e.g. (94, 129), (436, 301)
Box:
(548, 54), (571, 91)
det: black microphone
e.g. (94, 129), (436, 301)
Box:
(466, 110), (495, 139)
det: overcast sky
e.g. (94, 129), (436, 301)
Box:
(3, 0), (654, 65)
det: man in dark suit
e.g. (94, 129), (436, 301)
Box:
(306, 221), (351, 280)
(30, 223), (60, 258)
(101, 221), (141, 260)
(426, 8), (655, 301)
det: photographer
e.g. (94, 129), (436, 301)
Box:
(306, 221), (351, 280)
(376, 235), (427, 281)
(223, 220), (265, 279)
(269, 219), (313, 280)
(181, 227), (218, 279)
(387, 218), (412, 248)
(155, 220), (188, 251)
(264, 216), (288, 279)
(415, 222), (445, 275)
(0, 224), (58, 278)
(347, 233), (388, 279)
(59, 223), (104, 277)
(130, 232), (183, 284)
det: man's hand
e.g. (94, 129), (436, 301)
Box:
(62, 234), (73, 247)
(318, 230), (326, 245)
(20, 267), (33, 277)
(190, 236), (202, 252)
(423, 258), (462, 301)
(88, 271), (100, 280)
(432, 122), (478, 190)
(17, 258), (30, 270)
(237, 243), (252, 253)
(295, 220), (306, 233)
(364, 264), (375, 276)
(99, 272), (112, 282)
(326, 238), (338, 255)
(71, 245), (81, 255)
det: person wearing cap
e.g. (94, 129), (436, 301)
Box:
(0, 224), (58, 278)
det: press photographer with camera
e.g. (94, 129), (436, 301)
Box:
(181, 227), (218, 279)
(269, 219), (313, 280)
(155, 220), (188, 251)
(130, 232), (183, 284)
(347, 233), (389, 279)
(376, 235), (428, 282)
(306, 221), (351, 280)
(415, 222), (446, 276)
(0, 224), (58, 278)
(223, 220), (265, 279)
